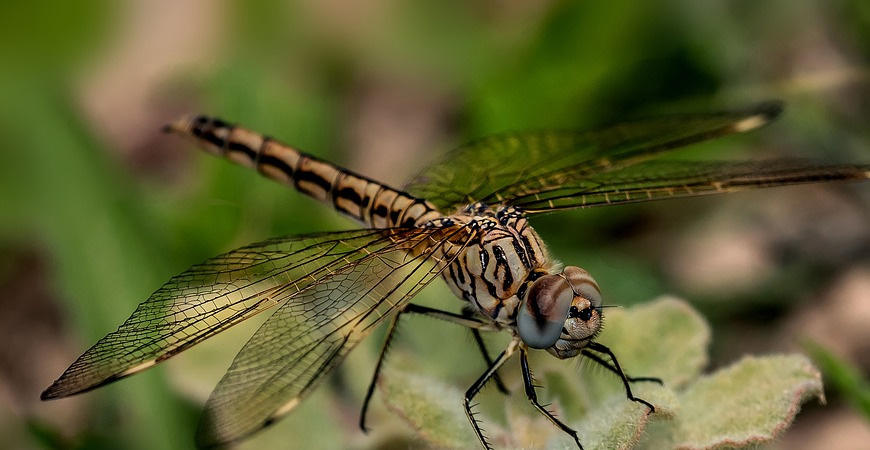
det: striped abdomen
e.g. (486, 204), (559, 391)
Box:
(165, 115), (442, 229)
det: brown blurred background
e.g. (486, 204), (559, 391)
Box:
(0, 0), (868, 449)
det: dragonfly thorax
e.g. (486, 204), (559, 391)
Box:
(440, 205), (552, 326)
(437, 203), (603, 357)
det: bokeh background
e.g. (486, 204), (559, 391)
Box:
(1, 0), (869, 449)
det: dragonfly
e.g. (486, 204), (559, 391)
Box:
(41, 101), (870, 449)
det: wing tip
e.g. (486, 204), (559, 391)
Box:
(195, 396), (304, 449)
(752, 100), (785, 120)
(40, 358), (160, 401)
(40, 383), (62, 401)
(194, 414), (253, 450)
(731, 100), (784, 133)
(40, 374), (85, 401)
(39, 378), (94, 401)
(39, 376), (107, 401)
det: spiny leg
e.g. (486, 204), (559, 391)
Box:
(519, 348), (583, 449)
(471, 329), (510, 395)
(463, 307), (509, 395)
(464, 340), (519, 450)
(360, 312), (401, 433)
(580, 349), (663, 385)
(584, 342), (657, 413)
(360, 303), (494, 433)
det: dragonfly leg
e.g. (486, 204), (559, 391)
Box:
(580, 346), (662, 385)
(519, 348), (584, 449)
(404, 303), (495, 329)
(360, 303), (495, 433)
(464, 339), (519, 450)
(462, 307), (510, 395)
(582, 342), (657, 413)
(471, 328), (510, 395)
(359, 312), (401, 433)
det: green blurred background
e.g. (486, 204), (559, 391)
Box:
(1, 0), (869, 449)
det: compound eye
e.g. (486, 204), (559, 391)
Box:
(563, 266), (602, 308)
(517, 275), (574, 349)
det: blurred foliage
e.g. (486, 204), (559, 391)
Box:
(0, 0), (114, 72)
(806, 341), (870, 422)
(0, 0), (868, 449)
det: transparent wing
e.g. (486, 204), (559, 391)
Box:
(405, 102), (784, 212)
(506, 159), (870, 213)
(41, 228), (443, 399)
(194, 224), (477, 447)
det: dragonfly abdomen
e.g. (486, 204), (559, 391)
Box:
(165, 115), (442, 228)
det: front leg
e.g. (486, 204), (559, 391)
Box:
(519, 348), (584, 449)
(583, 342), (658, 413)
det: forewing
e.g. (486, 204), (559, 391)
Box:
(41, 228), (432, 399)
(194, 224), (476, 447)
(405, 102), (783, 212)
(508, 159), (870, 212)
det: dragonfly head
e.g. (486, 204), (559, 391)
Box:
(517, 266), (603, 359)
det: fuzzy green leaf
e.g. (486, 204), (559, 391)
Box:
(670, 354), (824, 449)
(565, 385), (677, 450)
(379, 366), (501, 449)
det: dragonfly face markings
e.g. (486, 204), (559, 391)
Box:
(41, 102), (870, 449)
